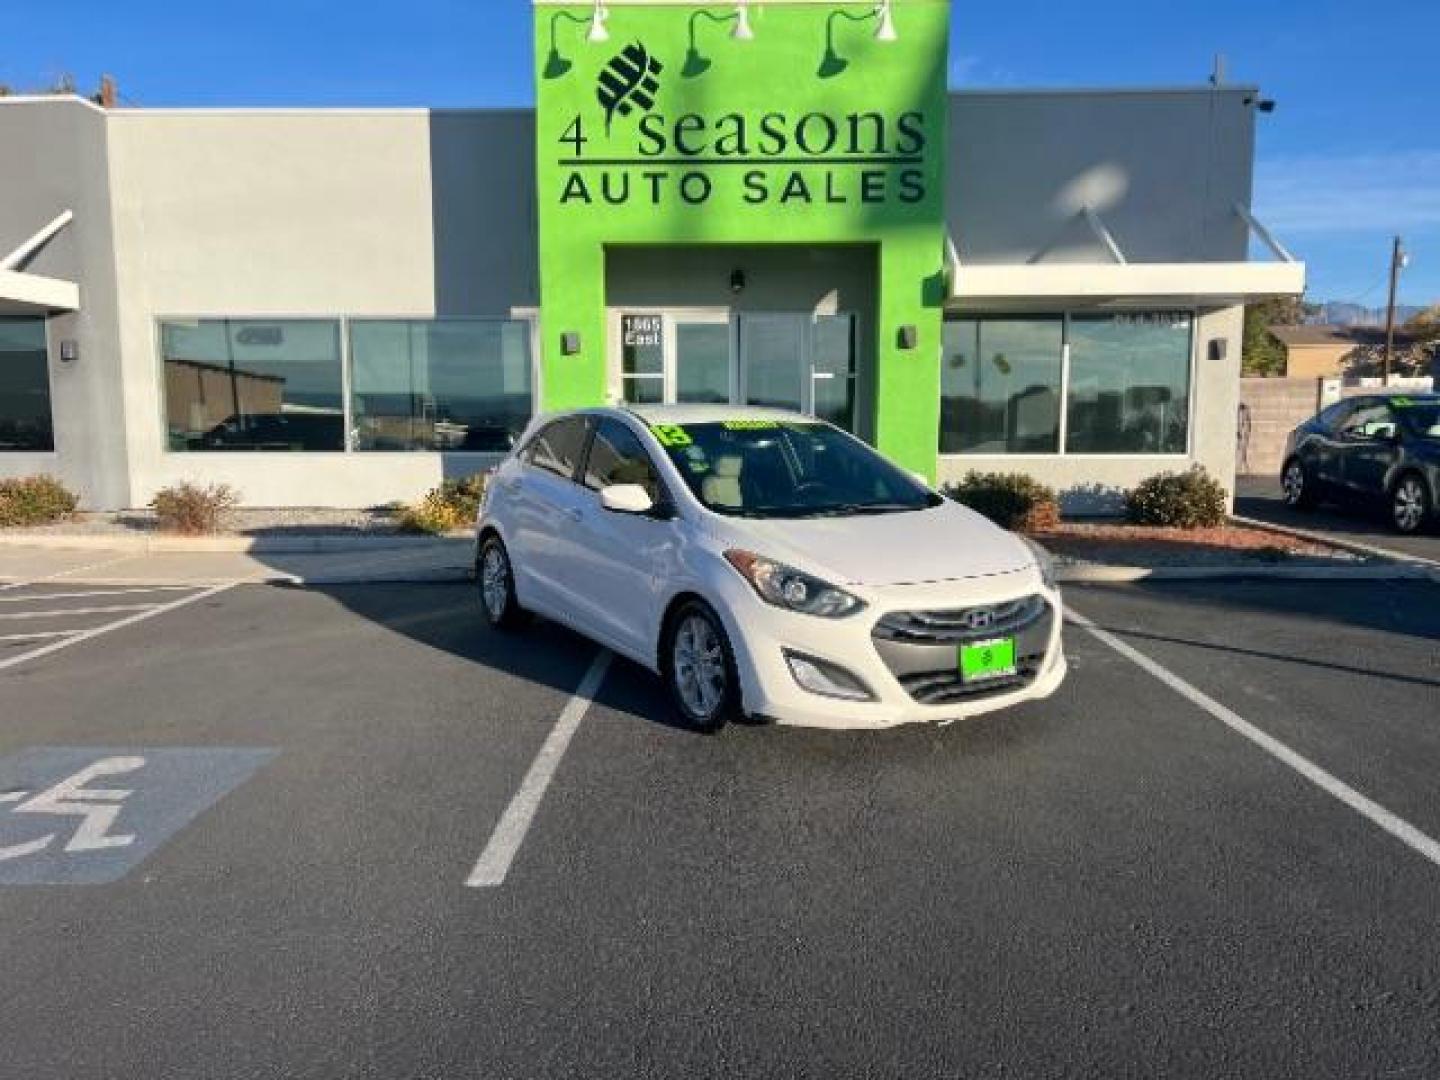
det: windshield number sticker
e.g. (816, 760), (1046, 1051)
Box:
(650, 424), (693, 448)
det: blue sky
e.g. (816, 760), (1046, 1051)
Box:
(4, 0), (1436, 310)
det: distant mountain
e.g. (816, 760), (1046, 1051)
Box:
(1311, 302), (1425, 327)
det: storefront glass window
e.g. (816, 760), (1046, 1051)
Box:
(161, 319), (344, 451)
(940, 318), (1063, 453)
(349, 320), (533, 452)
(0, 317), (53, 452)
(1065, 313), (1191, 454)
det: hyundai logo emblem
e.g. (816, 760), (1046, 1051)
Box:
(963, 608), (995, 631)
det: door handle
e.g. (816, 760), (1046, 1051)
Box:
(566, 507), (583, 523)
(506, 479), (524, 493)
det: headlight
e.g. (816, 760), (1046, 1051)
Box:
(1022, 538), (1058, 591)
(723, 550), (865, 618)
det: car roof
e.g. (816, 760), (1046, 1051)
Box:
(618, 403), (817, 425)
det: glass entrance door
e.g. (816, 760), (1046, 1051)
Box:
(616, 310), (856, 431)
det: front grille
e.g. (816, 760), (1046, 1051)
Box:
(873, 594), (1048, 644)
(897, 651), (1047, 705)
(871, 595), (1054, 706)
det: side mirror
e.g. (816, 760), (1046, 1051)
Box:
(600, 483), (655, 515)
(909, 470), (931, 489)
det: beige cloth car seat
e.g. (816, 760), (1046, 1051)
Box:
(701, 455), (744, 508)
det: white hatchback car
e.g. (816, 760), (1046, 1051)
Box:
(475, 405), (1066, 731)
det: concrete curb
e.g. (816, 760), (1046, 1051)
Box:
(1230, 513), (1440, 571)
(0, 531), (471, 554)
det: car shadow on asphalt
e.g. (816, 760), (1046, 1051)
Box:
(287, 580), (1075, 749)
(282, 580), (721, 735)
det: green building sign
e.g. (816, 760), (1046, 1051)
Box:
(534, 0), (950, 476)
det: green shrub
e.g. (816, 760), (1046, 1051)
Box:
(942, 471), (1060, 531)
(0, 475), (79, 527)
(399, 474), (487, 535)
(151, 481), (238, 535)
(1125, 466), (1227, 528)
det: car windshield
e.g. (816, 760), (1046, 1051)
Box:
(646, 419), (941, 518)
(1394, 400), (1440, 438)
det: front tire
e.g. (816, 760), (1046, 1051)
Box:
(664, 600), (740, 733)
(1390, 474), (1432, 535)
(1281, 458), (1318, 510)
(478, 535), (525, 630)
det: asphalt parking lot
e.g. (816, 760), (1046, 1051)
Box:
(1236, 475), (1440, 563)
(1, 574), (1438, 1078)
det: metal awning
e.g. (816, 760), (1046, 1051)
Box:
(0, 211), (80, 315)
(948, 261), (1306, 310)
(946, 202), (1306, 310)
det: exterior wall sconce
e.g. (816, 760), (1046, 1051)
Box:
(819, 2), (898, 78)
(1208, 338), (1228, 363)
(683, 4), (756, 79)
(561, 331), (582, 356)
(897, 325), (918, 351)
(59, 339), (79, 365)
(729, 268), (747, 294)
(543, 2), (609, 79)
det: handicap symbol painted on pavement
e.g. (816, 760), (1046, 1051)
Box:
(0, 748), (276, 885)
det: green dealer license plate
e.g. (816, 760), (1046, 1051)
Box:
(959, 638), (1017, 682)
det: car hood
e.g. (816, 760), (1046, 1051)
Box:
(711, 500), (1037, 587)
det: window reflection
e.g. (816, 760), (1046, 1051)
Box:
(162, 320), (344, 451)
(0, 317), (53, 452)
(1065, 313), (1191, 454)
(940, 318), (1063, 453)
(349, 321), (532, 453)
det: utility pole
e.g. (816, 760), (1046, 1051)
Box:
(1382, 235), (1406, 385)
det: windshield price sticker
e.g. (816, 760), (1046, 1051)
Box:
(722, 420), (779, 431)
(650, 424), (693, 447)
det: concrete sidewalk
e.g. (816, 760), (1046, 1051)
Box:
(0, 538), (474, 587)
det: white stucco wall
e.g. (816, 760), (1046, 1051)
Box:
(101, 108), (539, 508)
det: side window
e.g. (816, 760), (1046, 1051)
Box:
(583, 419), (662, 502)
(1342, 401), (1397, 440)
(523, 417), (590, 480)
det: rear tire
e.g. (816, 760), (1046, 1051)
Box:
(478, 535), (525, 630)
(663, 600), (740, 734)
(1390, 474), (1432, 535)
(1281, 458), (1318, 510)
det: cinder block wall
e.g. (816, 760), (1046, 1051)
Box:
(1237, 377), (1322, 477)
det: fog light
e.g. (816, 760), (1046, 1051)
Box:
(784, 650), (874, 702)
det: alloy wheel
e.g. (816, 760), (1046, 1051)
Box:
(672, 613), (726, 720)
(1393, 478), (1427, 533)
(481, 544), (510, 620)
(1282, 462), (1305, 506)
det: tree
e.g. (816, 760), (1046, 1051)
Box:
(1242, 295), (1313, 377)
(1404, 305), (1440, 343)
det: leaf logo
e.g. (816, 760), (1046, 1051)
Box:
(597, 42), (663, 133)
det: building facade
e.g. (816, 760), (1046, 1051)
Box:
(0, 0), (1303, 511)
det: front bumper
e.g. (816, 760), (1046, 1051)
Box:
(714, 566), (1068, 730)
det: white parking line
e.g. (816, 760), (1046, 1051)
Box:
(0, 630), (78, 643)
(0, 582), (237, 673)
(466, 650), (613, 888)
(1067, 606), (1440, 871)
(0, 603), (160, 621)
(0, 586), (200, 603)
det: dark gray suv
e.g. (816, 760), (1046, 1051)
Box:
(1281, 393), (1440, 534)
